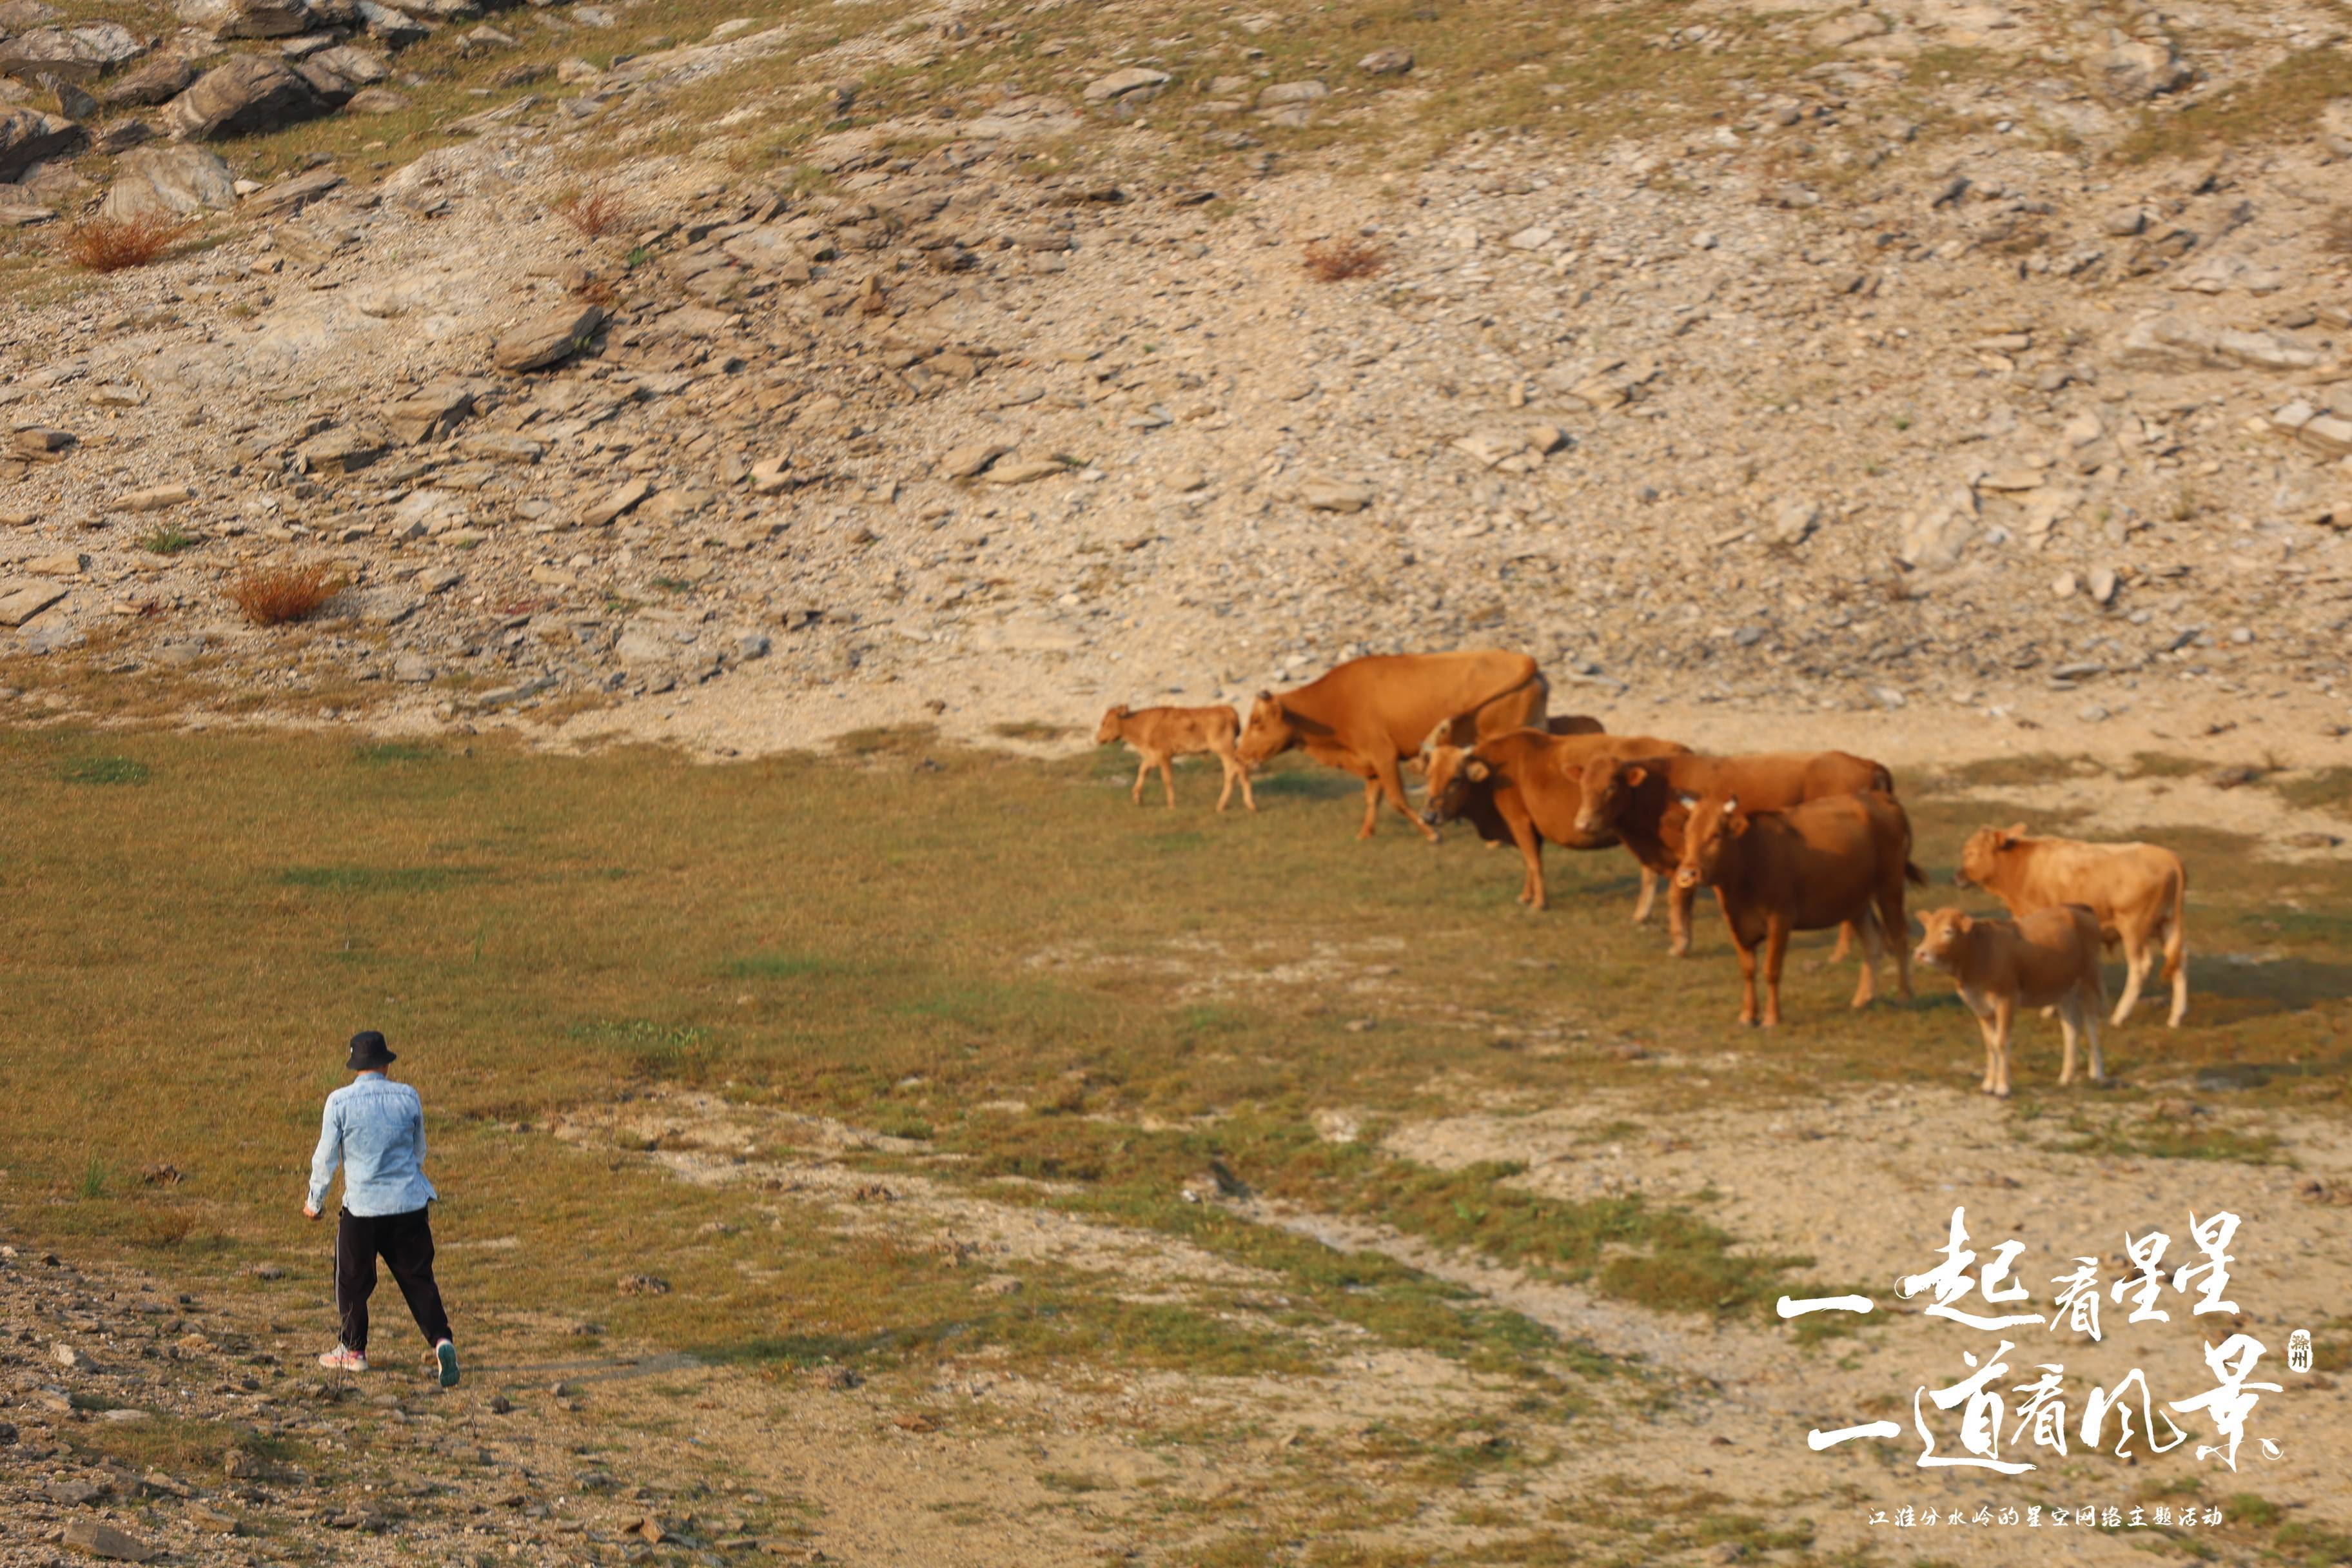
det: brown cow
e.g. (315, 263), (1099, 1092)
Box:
(1914, 905), (2107, 1098)
(1420, 728), (1690, 914)
(1094, 704), (1256, 812)
(1677, 789), (1923, 1028)
(1236, 651), (1548, 841)
(1573, 749), (1896, 957)
(1957, 825), (2189, 1028)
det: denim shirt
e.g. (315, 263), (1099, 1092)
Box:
(307, 1072), (438, 1218)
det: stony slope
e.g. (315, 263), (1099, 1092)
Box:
(2, 0), (2351, 761)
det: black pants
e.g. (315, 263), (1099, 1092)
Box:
(335, 1206), (451, 1355)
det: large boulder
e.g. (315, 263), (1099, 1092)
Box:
(103, 55), (197, 107)
(174, 0), (311, 38)
(0, 107), (83, 182)
(164, 54), (322, 139)
(0, 22), (144, 81)
(294, 43), (384, 102)
(101, 144), (235, 219)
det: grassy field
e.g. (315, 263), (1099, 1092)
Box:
(3, 724), (2348, 1404)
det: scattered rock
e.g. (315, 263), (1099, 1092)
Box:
(494, 303), (605, 373)
(101, 144), (235, 219)
(1357, 48), (1411, 75)
(1300, 480), (1374, 513)
(62, 1520), (157, 1562)
(1082, 67), (1168, 105)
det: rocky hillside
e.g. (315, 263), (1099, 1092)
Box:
(3, 0), (2352, 752)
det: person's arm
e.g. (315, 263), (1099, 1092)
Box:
(305, 1097), (342, 1217)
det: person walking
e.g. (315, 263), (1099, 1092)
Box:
(304, 1030), (459, 1387)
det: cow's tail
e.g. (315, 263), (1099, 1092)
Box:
(1904, 860), (1927, 888)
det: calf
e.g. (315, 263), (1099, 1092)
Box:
(1574, 749), (1895, 957)
(1957, 825), (2188, 1027)
(1420, 728), (1689, 915)
(1914, 905), (2106, 1098)
(1677, 790), (1923, 1028)
(1094, 704), (1256, 812)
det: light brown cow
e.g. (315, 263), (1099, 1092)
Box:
(1957, 825), (2189, 1028)
(1677, 789), (1923, 1028)
(1420, 728), (1690, 914)
(1236, 651), (1548, 841)
(1573, 749), (1896, 957)
(1914, 905), (2106, 1098)
(1095, 704), (1257, 812)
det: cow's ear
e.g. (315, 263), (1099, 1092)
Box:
(1466, 759), (1491, 782)
(2000, 822), (2026, 845)
(1955, 913), (1974, 933)
(1623, 765), (1647, 787)
(1256, 690), (1273, 703)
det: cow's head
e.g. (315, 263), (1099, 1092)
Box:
(1236, 691), (1295, 766)
(1419, 744), (1488, 827)
(1674, 793), (1746, 891)
(1094, 705), (1131, 745)
(1574, 759), (1645, 838)
(1912, 906), (1974, 972)
(1955, 823), (2028, 889)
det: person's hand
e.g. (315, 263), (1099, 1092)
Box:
(303, 1203), (322, 1222)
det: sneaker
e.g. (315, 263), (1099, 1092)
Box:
(318, 1346), (368, 1373)
(434, 1340), (459, 1389)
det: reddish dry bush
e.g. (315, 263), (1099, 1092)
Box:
(1302, 239), (1389, 282)
(63, 214), (193, 274)
(555, 185), (633, 240)
(226, 564), (342, 627)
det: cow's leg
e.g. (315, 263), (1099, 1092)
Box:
(2162, 917), (2188, 1028)
(1358, 776), (1382, 839)
(1879, 879), (1914, 1001)
(1632, 863), (1657, 925)
(1374, 755), (1438, 843)
(1850, 908), (1881, 1010)
(2057, 995), (2080, 1087)
(1976, 1011), (2001, 1095)
(2082, 985), (2107, 1084)
(1212, 754), (1235, 813)
(1761, 919), (1791, 1028)
(1507, 812), (1546, 909)
(2111, 935), (2148, 1026)
(1732, 933), (1761, 1028)
(1130, 758), (1152, 807)
(1669, 880), (1695, 957)
(1157, 756), (1177, 809)
(1827, 922), (1854, 965)
(1213, 744), (1257, 814)
(1990, 996), (2015, 1098)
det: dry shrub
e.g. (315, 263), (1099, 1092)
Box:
(63, 214), (193, 274)
(554, 184), (633, 239)
(226, 564), (342, 627)
(1302, 239), (1389, 282)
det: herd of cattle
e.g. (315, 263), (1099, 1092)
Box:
(1094, 650), (2191, 1099)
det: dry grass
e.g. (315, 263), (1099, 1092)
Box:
(62, 215), (193, 274)
(554, 184), (634, 239)
(2117, 45), (2352, 163)
(224, 564), (342, 627)
(1302, 239), (1390, 282)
